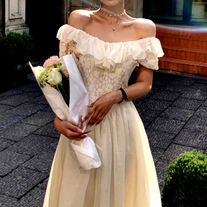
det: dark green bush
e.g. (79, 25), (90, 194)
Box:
(0, 32), (33, 91)
(162, 150), (207, 207)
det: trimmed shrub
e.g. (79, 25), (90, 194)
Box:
(0, 32), (33, 91)
(162, 150), (207, 207)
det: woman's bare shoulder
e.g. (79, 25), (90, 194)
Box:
(67, 9), (93, 29)
(131, 18), (156, 38)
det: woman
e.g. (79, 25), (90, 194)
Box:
(43, 0), (164, 206)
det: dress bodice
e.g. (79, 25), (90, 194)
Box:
(57, 25), (164, 101)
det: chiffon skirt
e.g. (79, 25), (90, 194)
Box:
(43, 102), (162, 207)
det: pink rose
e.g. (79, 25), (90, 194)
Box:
(43, 56), (60, 68)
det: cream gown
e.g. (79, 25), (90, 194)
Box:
(43, 24), (164, 207)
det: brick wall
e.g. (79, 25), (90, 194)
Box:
(156, 24), (207, 76)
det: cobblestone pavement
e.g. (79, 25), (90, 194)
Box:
(0, 71), (207, 206)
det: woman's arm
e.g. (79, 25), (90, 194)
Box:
(123, 65), (153, 101)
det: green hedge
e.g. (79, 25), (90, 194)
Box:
(162, 150), (207, 207)
(0, 32), (33, 91)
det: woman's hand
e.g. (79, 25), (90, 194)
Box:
(54, 116), (87, 140)
(85, 90), (122, 125)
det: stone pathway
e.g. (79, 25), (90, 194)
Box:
(0, 71), (207, 206)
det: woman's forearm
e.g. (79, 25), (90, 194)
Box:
(124, 81), (152, 101)
(111, 81), (152, 104)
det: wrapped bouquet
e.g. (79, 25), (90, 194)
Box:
(29, 54), (101, 170)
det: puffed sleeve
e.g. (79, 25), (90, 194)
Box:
(56, 25), (69, 57)
(137, 37), (164, 70)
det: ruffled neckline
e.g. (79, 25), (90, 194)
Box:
(57, 24), (164, 69)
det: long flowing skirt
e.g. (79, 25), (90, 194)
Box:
(43, 102), (161, 207)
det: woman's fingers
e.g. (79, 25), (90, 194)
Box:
(83, 106), (94, 122)
(88, 108), (106, 125)
(66, 130), (87, 139)
(63, 121), (82, 133)
(54, 117), (87, 140)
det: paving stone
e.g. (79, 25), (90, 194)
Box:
(195, 77), (207, 85)
(155, 159), (170, 187)
(17, 83), (40, 93)
(139, 109), (162, 123)
(169, 76), (195, 86)
(0, 149), (30, 176)
(0, 105), (13, 113)
(49, 141), (59, 151)
(0, 195), (18, 207)
(184, 116), (207, 132)
(0, 113), (25, 130)
(0, 167), (47, 198)
(0, 89), (24, 99)
(149, 90), (180, 102)
(174, 128), (207, 149)
(8, 103), (46, 116)
(142, 99), (172, 111)
(32, 95), (48, 105)
(162, 143), (193, 161)
(147, 130), (175, 149)
(17, 187), (45, 207)
(0, 93), (40, 107)
(149, 117), (185, 134)
(164, 84), (190, 93)
(43, 106), (53, 113)
(134, 98), (150, 112)
(191, 83), (207, 91)
(0, 122), (40, 141)
(38, 178), (48, 191)
(172, 97), (202, 110)
(181, 88), (207, 100)
(33, 122), (59, 138)
(194, 106), (207, 118)
(9, 134), (57, 156)
(23, 151), (54, 173)
(153, 72), (176, 87)
(160, 107), (194, 121)
(0, 138), (14, 152)
(21, 111), (54, 126)
(150, 147), (165, 163)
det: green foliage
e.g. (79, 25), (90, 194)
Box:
(0, 32), (33, 91)
(162, 150), (207, 207)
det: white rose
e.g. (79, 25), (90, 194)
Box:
(47, 68), (62, 86)
(34, 66), (45, 79)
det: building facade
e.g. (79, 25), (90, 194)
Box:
(143, 0), (207, 76)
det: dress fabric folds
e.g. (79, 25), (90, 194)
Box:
(43, 24), (164, 207)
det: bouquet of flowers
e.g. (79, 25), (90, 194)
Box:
(29, 54), (101, 170)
